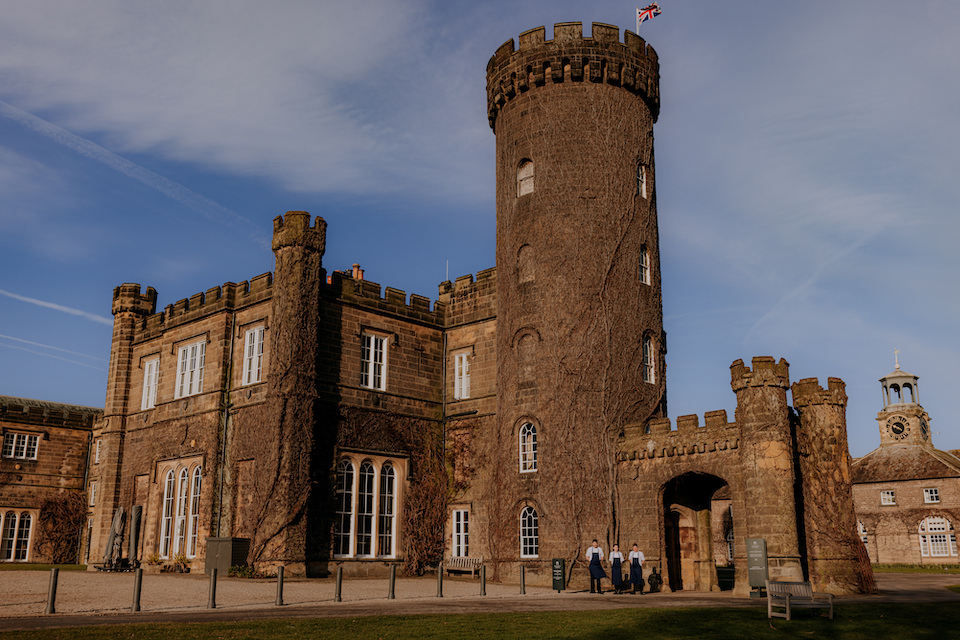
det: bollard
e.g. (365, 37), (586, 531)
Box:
(436, 564), (443, 598)
(132, 567), (143, 612)
(388, 564), (396, 600)
(45, 567), (59, 615)
(480, 564), (486, 596)
(335, 565), (343, 602)
(520, 565), (526, 595)
(207, 567), (217, 609)
(275, 565), (284, 606)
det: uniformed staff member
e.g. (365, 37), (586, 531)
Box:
(585, 539), (607, 594)
(629, 543), (645, 594)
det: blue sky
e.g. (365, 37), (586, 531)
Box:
(1, 1), (957, 457)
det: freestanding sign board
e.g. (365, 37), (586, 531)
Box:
(552, 558), (565, 592)
(746, 537), (769, 591)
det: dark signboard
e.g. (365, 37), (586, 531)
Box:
(552, 558), (565, 592)
(746, 537), (768, 588)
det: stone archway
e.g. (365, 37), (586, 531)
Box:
(661, 472), (730, 592)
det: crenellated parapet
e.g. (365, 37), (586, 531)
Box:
(272, 211), (326, 255)
(486, 22), (660, 129)
(730, 356), (790, 391)
(111, 283), (157, 317)
(325, 270), (445, 326)
(438, 268), (497, 328)
(792, 377), (847, 408)
(619, 409), (738, 461)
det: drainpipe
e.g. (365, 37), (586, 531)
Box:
(215, 311), (237, 538)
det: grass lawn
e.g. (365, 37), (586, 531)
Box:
(5, 603), (960, 640)
(872, 563), (960, 574)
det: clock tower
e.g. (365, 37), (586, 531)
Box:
(877, 356), (932, 447)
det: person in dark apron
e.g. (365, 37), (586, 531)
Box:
(610, 544), (625, 593)
(629, 543), (646, 594)
(585, 539), (607, 593)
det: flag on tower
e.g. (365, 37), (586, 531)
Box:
(637, 3), (662, 30)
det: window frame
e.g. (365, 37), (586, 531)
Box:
(919, 516), (958, 558)
(517, 159), (534, 197)
(454, 351), (471, 400)
(924, 488), (941, 504)
(242, 326), (265, 386)
(159, 470), (175, 558)
(175, 341), (206, 399)
(637, 163), (648, 199)
(519, 422), (538, 473)
(2, 432), (40, 461)
(141, 357), (159, 410)
(88, 482), (97, 507)
(333, 455), (402, 560)
(360, 332), (388, 391)
(642, 336), (655, 384)
(880, 490), (896, 506)
(452, 508), (469, 558)
(519, 506), (539, 558)
(639, 246), (651, 285)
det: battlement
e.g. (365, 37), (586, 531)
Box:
(325, 270), (444, 326)
(792, 377), (847, 408)
(486, 22), (660, 129)
(620, 409), (738, 461)
(730, 356), (790, 391)
(438, 268), (497, 328)
(272, 211), (327, 254)
(0, 396), (101, 430)
(112, 283), (157, 317)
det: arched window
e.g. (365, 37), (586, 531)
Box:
(517, 160), (534, 196)
(919, 516), (958, 557)
(14, 513), (32, 561)
(639, 245), (650, 285)
(0, 511), (17, 560)
(334, 460), (355, 557)
(519, 423), (538, 473)
(642, 336), (655, 384)
(378, 463), (396, 557)
(188, 466), (202, 557)
(159, 470), (175, 558)
(356, 461), (376, 556)
(173, 468), (190, 556)
(520, 506), (539, 558)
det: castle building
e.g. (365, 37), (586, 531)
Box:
(853, 363), (960, 564)
(86, 22), (872, 594)
(0, 396), (99, 563)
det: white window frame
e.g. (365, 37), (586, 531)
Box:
(242, 326), (265, 386)
(520, 506), (539, 558)
(175, 341), (206, 399)
(173, 468), (190, 556)
(452, 509), (469, 558)
(919, 516), (958, 558)
(924, 488), (941, 504)
(334, 455), (401, 559)
(642, 336), (655, 384)
(159, 470), (175, 558)
(0, 511), (33, 562)
(517, 159), (534, 197)
(89, 482), (97, 506)
(141, 357), (159, 410)
(637, 163), (648, 198)
(640, 246), (651, 285)
(94, 439), (102, 464)
(880, 490), (896, 506)
(188, 467), (202, 557)
(519, 422), (537, 473)
(454, 352), (470, 400)
(360, 332), (388, 391)
(2, 433), (39, 460)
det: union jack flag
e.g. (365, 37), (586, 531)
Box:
(637, 3), (662, 29)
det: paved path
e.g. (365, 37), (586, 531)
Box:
(0, 571), (956, 632)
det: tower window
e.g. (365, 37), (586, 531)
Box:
(637, 163), (648, 198)
(642, 336), (655, 384)
(520, 506), (539, 558)
(360, 332), (388, 391)
(517, 160), (534, 197)
(519, 422), (538, 473)
(639, 246), (651, 285)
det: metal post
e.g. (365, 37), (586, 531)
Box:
(520, 565), (526, 595)
(275, 565), (284, 606)
(207, 567), (218, 609)
(437, 564), (443, 598)
(132, 567), (143, 612)
(335, 565), (342, 602)
(45, 567), (59, 615)
(480, 564), (486, 596)
(388, 564), (396, 600)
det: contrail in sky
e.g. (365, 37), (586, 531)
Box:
(0, 332), (107, 361)
(0, 288), (113, 326)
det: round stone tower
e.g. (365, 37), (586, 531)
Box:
(485, 22), (665, 578)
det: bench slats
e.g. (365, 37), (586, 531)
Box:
(766, 580), (833, 621)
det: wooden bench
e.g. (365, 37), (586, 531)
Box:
(766, 580), (834, 620)
(445, 556), (483, 577)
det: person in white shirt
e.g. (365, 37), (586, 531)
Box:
(585, 539), (607, 593)
(609, 543), (626, 593)
(628, 543), (646, 594)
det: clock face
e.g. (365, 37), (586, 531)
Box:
(886, 415), (910, 440)
(920, 416), (929, 440)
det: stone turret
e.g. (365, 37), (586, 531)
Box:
(486, 22), (665, 579)
(792, 377), (876, 594)
(731, 357), (803, 582)
(253, 212), (327, 573)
